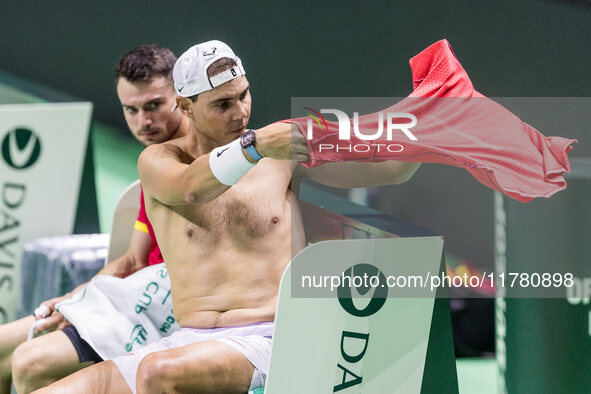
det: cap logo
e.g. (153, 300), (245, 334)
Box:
(203, 47), (217, 57)
(172, 40), (244, 107)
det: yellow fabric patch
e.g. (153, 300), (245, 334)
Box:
(134, 220), (149, 234)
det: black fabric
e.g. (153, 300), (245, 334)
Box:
(62, 325), (103, 363)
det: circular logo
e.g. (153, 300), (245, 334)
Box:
(1, 128), (42, 169)
(337, 263), (388, 317)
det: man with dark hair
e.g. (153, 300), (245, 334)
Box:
(115, 44), (177, 83)
(114, 44), (183, 146)
(36, 40), (417, 393)
(0, 44), (189, 393)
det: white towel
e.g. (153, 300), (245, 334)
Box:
(56, 263), (179, 360)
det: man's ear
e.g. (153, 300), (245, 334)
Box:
(177, 97), (193, 116)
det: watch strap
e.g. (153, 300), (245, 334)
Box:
(241, 129), (263, 161)
(245, 144), (263, 161)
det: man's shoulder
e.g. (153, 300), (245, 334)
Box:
(141, 139), (187, 161)
(138, 139), (194, 186)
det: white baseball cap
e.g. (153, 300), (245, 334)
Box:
(171, 40), (245, 111)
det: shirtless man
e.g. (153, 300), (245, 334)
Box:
(4, 44), (189, 393)
(36, 40), (418, 393)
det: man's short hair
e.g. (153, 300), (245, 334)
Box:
(188, 57), (238, 102)
(115, 45), (177, 84)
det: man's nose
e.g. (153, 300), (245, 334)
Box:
(139, 110), (153, 129)
(233, 101), (249, 121)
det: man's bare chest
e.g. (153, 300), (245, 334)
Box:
(173, 173), (289, 244)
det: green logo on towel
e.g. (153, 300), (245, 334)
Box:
(160, 315), (176, 333)
(125, 324), (148, 352)
(1, 128), (42, 169)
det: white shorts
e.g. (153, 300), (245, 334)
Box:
(112, 321), (274, 393)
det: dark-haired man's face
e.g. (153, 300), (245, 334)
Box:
(117, 76), (182, 145)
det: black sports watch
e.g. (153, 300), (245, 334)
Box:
(240, 129), (263, 161)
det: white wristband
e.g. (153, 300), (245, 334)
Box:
(209, 138), (256, 185)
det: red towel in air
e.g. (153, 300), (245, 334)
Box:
(290, 39), (576, 203)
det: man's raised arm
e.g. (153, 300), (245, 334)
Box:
(138, 122), (307, 206)
(294, 160), (420, 189)
(138, 143), (224, 206)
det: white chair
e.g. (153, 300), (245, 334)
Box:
(264, 194), (458, 393)
(105, 180), (142, 264)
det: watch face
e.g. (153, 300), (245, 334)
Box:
(241, 130), (255, 147)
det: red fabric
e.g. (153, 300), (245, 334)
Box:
(138, 188), (164, 265)
(290, 39), (576, 203)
